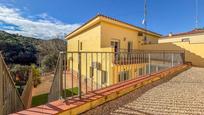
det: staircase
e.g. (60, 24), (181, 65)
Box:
(0, 53), (33, 114)
(0, 53), (24, 115)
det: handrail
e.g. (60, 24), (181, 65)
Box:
(21, 69), (33, 109)
(67, 50), (185, 53)
(48, 52), (64, 102)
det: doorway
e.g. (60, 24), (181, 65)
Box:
(111, 41), (120, 62)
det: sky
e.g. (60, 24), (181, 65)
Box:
(0, 0), (203, 39)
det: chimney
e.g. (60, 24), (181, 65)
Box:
(168, 32), (173, 37)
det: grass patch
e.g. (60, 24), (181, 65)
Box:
(32, 93), (48, 107)
(64, 87), (78, 96)
(32, 87), (78, 107)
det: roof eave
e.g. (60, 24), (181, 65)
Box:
(65, 16), (101, 40)
(65, 15), (162, 40)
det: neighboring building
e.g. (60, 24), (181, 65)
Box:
(65, 15), (161, 88)
(159, 29), (204, 44)
(141, 29), (204, 67)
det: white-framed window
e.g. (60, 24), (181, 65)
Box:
(101, 71), (107, 84)
(92, 62), (101, 70)
(138, 68), (144, 76)
(127, 41), (133, 52)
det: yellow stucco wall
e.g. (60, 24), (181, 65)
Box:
(67, 23), (113, 87)
(100, 21), (140, 50)
(141, 42), (204, 67)
(100, 21), (159, 51)
(67, 23), (101, 51)
(112, 63), (147, 84)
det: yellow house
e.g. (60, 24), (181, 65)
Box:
(141, 29), (204, 67)
(65, 14), (161, 90)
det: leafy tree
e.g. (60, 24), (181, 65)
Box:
(41, 54), (58, 72)
(0, 41), (37, 65)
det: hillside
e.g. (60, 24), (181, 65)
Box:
(0, 30), (66, 65)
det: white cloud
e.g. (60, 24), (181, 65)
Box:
(0, 4), (81, 39)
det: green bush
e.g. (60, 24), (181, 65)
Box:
(31, 64), (41, 87)
(10, 64), (30, 81)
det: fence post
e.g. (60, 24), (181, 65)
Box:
(182, 51), (185, 64)
(148, 53), (151, 74)
(0, 56), (3, 115)
(156, 66), (159, 72)
(59, 52), (64, 99)
(21, 69), (33, 109)
(163, 51), (165, 64)
(78, 52), (82, 99)
(63, 53), (67, 99)
(171, 53), (174, 67)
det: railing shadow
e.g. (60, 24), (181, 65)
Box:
(82, 66), (190, 115)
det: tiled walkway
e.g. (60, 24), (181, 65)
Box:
(111, 67), (204, 115)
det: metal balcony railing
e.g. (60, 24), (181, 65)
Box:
(48, 50), (185, 103)
(113, 50), (185, 65)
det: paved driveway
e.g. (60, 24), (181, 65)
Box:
(111, 67), (204, 115)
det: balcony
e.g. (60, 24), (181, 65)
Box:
(113, 50), (184, 67)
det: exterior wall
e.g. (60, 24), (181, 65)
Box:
(100, 21), (140, 50)
(141, 42), (204, 67)
(79, 53), (112, 88)
(100, 21), (159, 51)
(67, 24), (101, 51)
(112, 63), (147, 84)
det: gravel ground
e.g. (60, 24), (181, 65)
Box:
(111, 67), (204, 115)
(82, 67), (204, 115)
